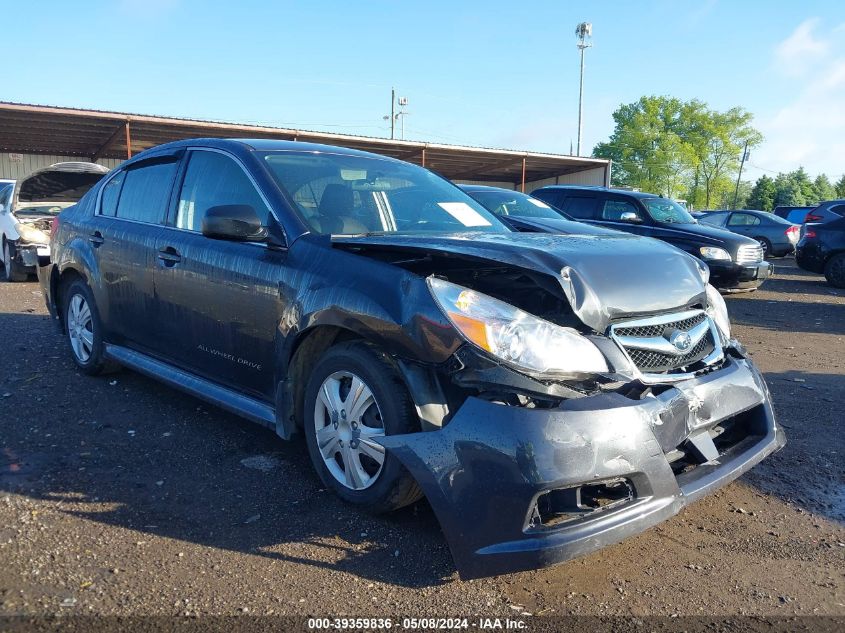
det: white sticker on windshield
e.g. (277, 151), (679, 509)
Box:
(437, 202), (493, 227)
(529, 199), (551, 208)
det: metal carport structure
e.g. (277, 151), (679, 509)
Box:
(0, 102), (610, 191)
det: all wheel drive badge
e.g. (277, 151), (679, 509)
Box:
(669, 329), (693, 352)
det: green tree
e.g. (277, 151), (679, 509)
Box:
(811, 174), (836, 204)
(593, 96), (762, 209)
(835, 174), (845, 198)
(747, 175), (777, 211)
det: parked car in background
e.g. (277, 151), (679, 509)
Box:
(801, 200), (845, 225)
(459, 184), (618, 236)
(697, 210), (800, 257)
(39, 138), (784, 578)
(773, 206), (814, 224)
(0, 162), (109, 281)
(531, 185), (772, 292)
(796, 215), (845, 288)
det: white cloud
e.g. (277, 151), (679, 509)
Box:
(747, 20), (845, 180)
(773, 18), (830, 76)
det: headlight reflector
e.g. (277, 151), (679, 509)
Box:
(427, 277), (608, 376)
(699, 246), (731, 261)
(705, 283), (731, 340)
(16, 223), (49, 244)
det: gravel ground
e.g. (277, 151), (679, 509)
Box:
(0, 257), (843, 620)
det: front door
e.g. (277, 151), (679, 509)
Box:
(152, 149), (284, 400)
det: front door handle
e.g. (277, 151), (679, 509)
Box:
(89, 231), (104, 247)
(157, 246), (182, 267)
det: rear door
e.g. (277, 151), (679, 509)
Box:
(558, 193), (598, 223)
(90, 154), (180, 351)
(152, 148), (284, 400)
(726, 212), (761, 238)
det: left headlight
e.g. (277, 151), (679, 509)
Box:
(16, 223), (49, 244)
(705, 283), (731, 340)
(427, 276), (609, 377)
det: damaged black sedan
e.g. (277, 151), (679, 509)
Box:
(40, 139), (785, 579)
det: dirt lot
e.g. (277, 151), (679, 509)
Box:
(0, 257), (843, 620)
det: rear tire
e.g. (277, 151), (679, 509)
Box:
(303, 341), (422, 513)
(824, 253), (845, 288)
(755, 237), (771, 258)
(62, 279), (114, 375)
(2, 240), (28, 282)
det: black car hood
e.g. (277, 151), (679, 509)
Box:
(659, 221), (757, 249)
(333, 232), (707, 332)
(502, 215), (622, 236)
(15, 162), (110, 206)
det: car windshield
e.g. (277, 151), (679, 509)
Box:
(14, 202), (73, 216)
(260, 151), (509, 235)
(466, 190), (565, 220)
(642, 198), (696, 224)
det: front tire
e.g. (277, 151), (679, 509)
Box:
(2, 240), (28, 282)
(62, 279), (112, 375)
(303, 341), (422, 513)
(824, 253), (845, 288)
(755, 237), (771, 258)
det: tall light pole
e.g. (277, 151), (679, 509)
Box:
(575, 22), (592, 157)
(384, 92), (409, 140)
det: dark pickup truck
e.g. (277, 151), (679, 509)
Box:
(39, 138), (784, 578)
(532, 185), (772, 292)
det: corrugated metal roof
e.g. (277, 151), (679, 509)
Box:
(0, 102), (609, 186)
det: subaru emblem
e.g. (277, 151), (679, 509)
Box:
(669, 330), (692, 352)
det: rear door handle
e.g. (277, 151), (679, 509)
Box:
(157, 246), (182, 267)
(89, 231), (104, 246)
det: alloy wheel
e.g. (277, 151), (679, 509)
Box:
(313, 370), (386, 490)
(67, 294), (94, 363)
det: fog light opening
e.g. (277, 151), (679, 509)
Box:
(528, 478), (635, 530)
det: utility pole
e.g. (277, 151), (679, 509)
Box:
(575, 22), (593, 157)
(389, 88), (395, 140)
(732, 141), (750, 209)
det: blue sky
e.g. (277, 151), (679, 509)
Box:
(4, 0), (844, 180)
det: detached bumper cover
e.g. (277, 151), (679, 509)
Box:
(379, 357), (784, 579)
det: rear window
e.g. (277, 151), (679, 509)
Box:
(114, 162), (177, 224)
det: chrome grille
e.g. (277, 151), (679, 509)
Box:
(609, 310), (722, 377)
(736, 244), (763, 264)
(614, 312), (707, 338)
(624, 331), (715, 373)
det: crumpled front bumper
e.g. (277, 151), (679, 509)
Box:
(379, 355), (784, 579)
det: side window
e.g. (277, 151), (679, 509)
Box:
(830, 204), (845, 217)
(115, 161), (177, 224)
(728, 213), (759, 227)
(562, 196), (597, 219)
(601, 199), (639, 221)
(176, 151), (270, 232)
(100, 171), (126, 217)
(0, 187), (9, 212)
(533, 189), (562, 208)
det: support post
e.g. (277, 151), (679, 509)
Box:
(521, 157), (527, 192)
(125, 121), (132, 159)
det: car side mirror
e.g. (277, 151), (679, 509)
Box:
(202, 205), (267, 242)
(619, 211), (641, 223)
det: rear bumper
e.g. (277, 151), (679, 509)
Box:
(380, 355), (784, 579)
(795, 242), (826, 273)
(708, 260), (771, 290)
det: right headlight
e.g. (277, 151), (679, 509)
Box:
(699, 246), (732, 261)
(16, 223), (49, 245)
(427, 277), (609, 377)
(705, 283), (731, 340)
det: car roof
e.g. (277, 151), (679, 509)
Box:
(138, 137), (405, 163)
(535, 185), (660, 199)
(459, 184), (523, 194)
